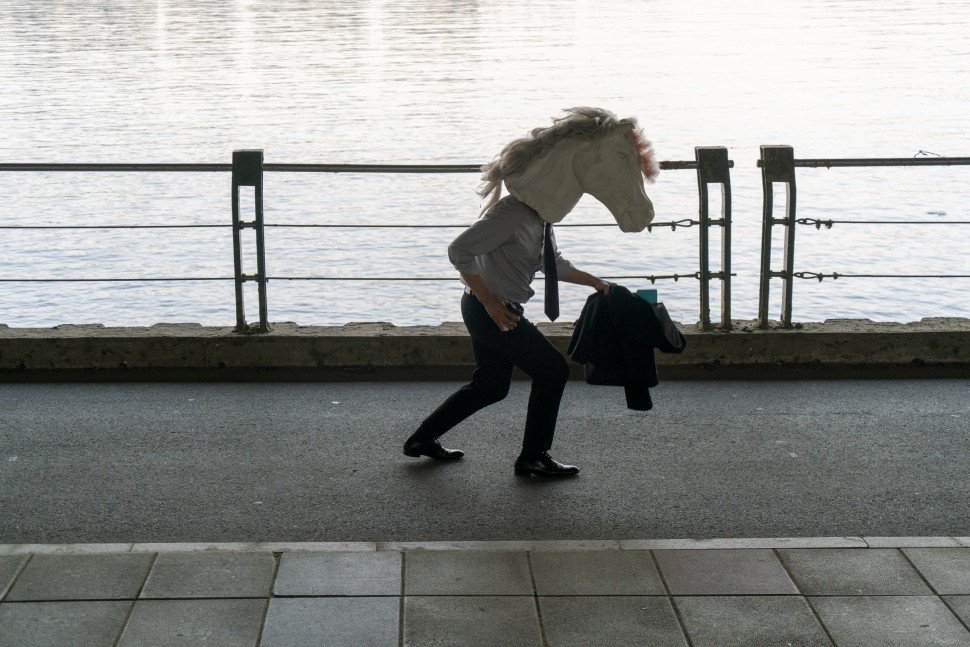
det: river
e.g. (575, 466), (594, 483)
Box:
(1, 0), (968, 327)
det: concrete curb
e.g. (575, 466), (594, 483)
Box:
(2, 318), (969, 381)
(2, 537), (969, 554)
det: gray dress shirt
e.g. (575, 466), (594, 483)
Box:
(448, 196), (574, 304)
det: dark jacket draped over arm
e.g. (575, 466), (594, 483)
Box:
(567, 285), (687, 411)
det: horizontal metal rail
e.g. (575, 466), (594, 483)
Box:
(0, 160), (730, 173)
(758, 147), (969, 328)
(757, 157), (970, 168)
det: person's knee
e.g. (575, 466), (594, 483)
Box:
(481, 380), (511, 404)
(557, 356), (570, 385)
(471, 375), (511, 404)
(545, 355), (570, 389)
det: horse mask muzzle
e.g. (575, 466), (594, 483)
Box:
(574, 129), (655, 233)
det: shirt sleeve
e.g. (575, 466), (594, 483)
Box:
(447, 209), (516, 274)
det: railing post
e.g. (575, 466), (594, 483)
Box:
(231, 149), (269, 333)
(759, 145), (797, 328)
(695, 146), (732, 330)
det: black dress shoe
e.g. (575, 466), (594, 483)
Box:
(403, 439), (464, 461)
(514, 452), (579, 477)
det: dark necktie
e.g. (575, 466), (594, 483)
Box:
(543, 222), (559, 321)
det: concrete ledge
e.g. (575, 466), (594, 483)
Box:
(2, 537), (969, 553)
(1, 318), (968, 381)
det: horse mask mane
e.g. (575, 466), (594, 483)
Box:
(478, 107), (659, 232)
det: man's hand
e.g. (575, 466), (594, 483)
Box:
(593, 280), (615, 296)
(482, 294), (521, 332)
(460, 272), (520, 332)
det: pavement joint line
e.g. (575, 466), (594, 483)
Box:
(4, 537), (970, 554)
(648, 549), (694, 647)
(939, 594), (970, 636)
(773, 544), (841, 646)
(899, 547), (944, 597)
(0, 553), (31, 602)
(802, 594), (841, 646)
(255, 552), (283, 645)
(525, 552), (549, 647)
(397, 551), (406, 647)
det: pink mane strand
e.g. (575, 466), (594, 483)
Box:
(629, 128), (660, 183)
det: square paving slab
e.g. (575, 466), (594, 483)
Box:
(779, 548), (932, 595)
(405, 550), (532, 595)
(904, 548), (970, 594)
(116, 598), (266, 647)
(539, 596), (687, 647)
(653, 549), (798, 595)
(261, 597), (399, 647)
(274, 551), (400, 596)
(404, 596), (541, 647)
(0, 601), (131, 647)
(531, 550), (665, 595)
(141, 551), (275, 598)
(675, 596), (833, 647)
(5, 553), (154, 601)
(810, 596), (970, 647)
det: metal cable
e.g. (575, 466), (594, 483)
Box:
(264, 219), (699, 229)
(267, 272), (718, 282)
(772, 157), (970, 168)
(796, 218), (970, 229)
(0, 224), (229, 230)
(0, 277), (233, 283)
(793, 271), (970, 281)
(0, 270), (737, 284)
(0, 219), (703, 231)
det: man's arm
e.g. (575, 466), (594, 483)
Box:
(563, 267), (613, 295)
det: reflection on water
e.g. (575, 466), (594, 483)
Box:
(1, 0), (968, 326)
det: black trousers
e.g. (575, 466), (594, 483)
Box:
(411, 292), (570, 457)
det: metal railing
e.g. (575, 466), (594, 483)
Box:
(757, 146), (970, 328)
(0, 147), (735, 332)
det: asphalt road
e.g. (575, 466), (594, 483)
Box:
(1, 379), (968, 544)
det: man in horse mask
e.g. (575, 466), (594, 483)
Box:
(404, 107), (659, 477)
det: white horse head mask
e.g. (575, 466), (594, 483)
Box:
(478, 107), (659, 232)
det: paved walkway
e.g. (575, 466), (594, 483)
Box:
(2, 538), (970, 646)
(3, 380), (969, 543)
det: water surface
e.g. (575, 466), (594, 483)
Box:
(1, 0), (968, 326)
